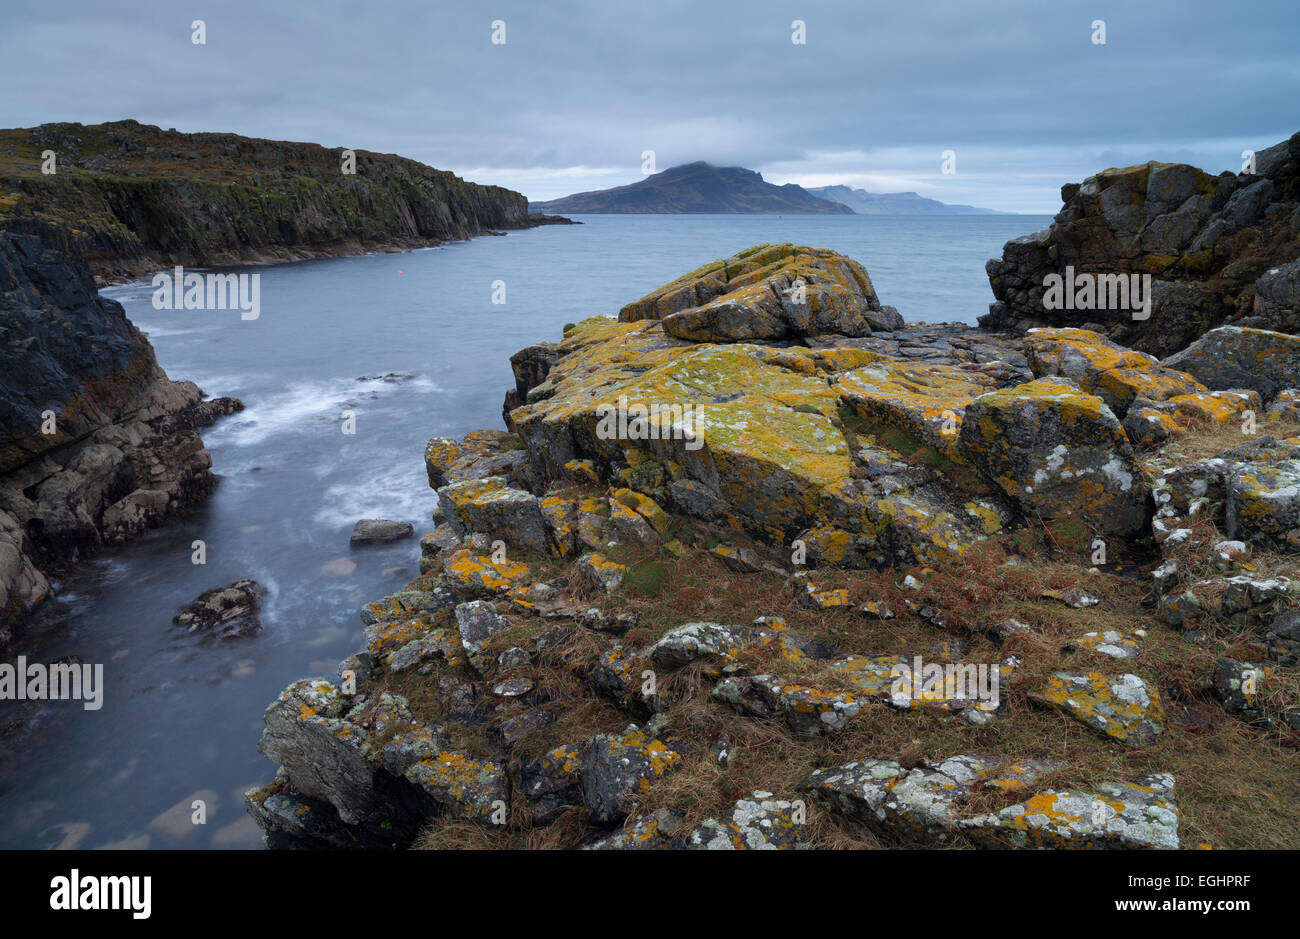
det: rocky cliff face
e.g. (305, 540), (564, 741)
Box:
(984, 132), (1300, 356)
(1, 120), (542, 282)
(0, 215), (240, 643)
(248, 245), (1300, 851)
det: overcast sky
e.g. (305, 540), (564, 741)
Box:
(3, 0), (1296, 213)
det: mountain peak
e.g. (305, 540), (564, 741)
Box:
(530, 162), (850, 214)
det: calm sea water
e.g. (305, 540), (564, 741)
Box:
(0, 213), (1048, 849)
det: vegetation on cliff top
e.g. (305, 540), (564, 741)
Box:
(0, 119), (538, 278)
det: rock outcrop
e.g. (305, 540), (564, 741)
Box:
(0, 215), (241, 642)
(984, 132), (1300, 355)
(250, 242), (1300, 851)
(617, 243), (902, 340)
(1, 120), (563, 282)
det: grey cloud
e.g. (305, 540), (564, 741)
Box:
(1, 0), (1295, 212)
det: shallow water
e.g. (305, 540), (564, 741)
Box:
(0, 213), (1048, 849)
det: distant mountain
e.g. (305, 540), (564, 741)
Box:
(529, 162), (853, 214)
(807, 185), (1004, 215)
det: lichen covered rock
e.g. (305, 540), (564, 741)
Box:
(685, 792), (809, 849)
(1163, 326), (1300, 402)
(617, 242), (890, 342)
(960, 774), (1180, 850)
(1024, 327), (1206, 416)
(581, 726), (683, 825)
(1030, 671), (1165, 746)
(959, 377), (1148, 536)
(802, 754), (1049, 845)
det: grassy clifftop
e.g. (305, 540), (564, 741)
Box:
(0, 119), (536, 280)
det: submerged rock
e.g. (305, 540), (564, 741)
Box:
(173, 579), (263, 640)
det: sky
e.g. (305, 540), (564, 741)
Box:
(3, 0), (1297, 213)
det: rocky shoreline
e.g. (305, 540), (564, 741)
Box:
(245, 138), (1300, 850)
(0, 121), (573, 646)
(985, 132), (1300, 355)
(0, 214), (243, 645)
(1, 120), (574, 284)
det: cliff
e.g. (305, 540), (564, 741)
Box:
(0, 215), (241, 642)
(529, 162), (855, 215)
(984, 131), (1300, 356)
(0, 120), (553, 282)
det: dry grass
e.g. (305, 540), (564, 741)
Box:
(362, 501), (1300, 850)
(373, 410), (1300, 850)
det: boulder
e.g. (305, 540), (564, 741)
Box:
(983, 136), (1300, 355)
(713, 674), (861, 734)
(453, 600), (509, 673)
(437, 477), (551, 555)
(801, 754), (1051, 846)
(617, 242), (890, 341)
(1163, 326), (1300, 403)
(403, 752), (509, 822)
(256, 679), (385, 829)
(349, 519), (414, 545)
(959, 377), (1149, 537)
(1254, 259), (1300, 333)
(520, 744), (584, 824)
(1029, 672), (1165, 746)
(960, 774), (1180, 849)
(581, 726), (682, 825)
(1023, 327), (1206, 417)
(685, 792), (809, 850)
(1226, 459), (1300, 550)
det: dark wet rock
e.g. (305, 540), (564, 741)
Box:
(256, 679), (390, 831)
(984, 135), (1300, 354)
(349, 518), (414, 545)
(173, 579), (263, 640)
(0, 216), (242, 645)
(618, 243), (887, 342)
(1262, 610), (1300, 665)
(521, 744), (584, 824)
(244, 772), (361, 850)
